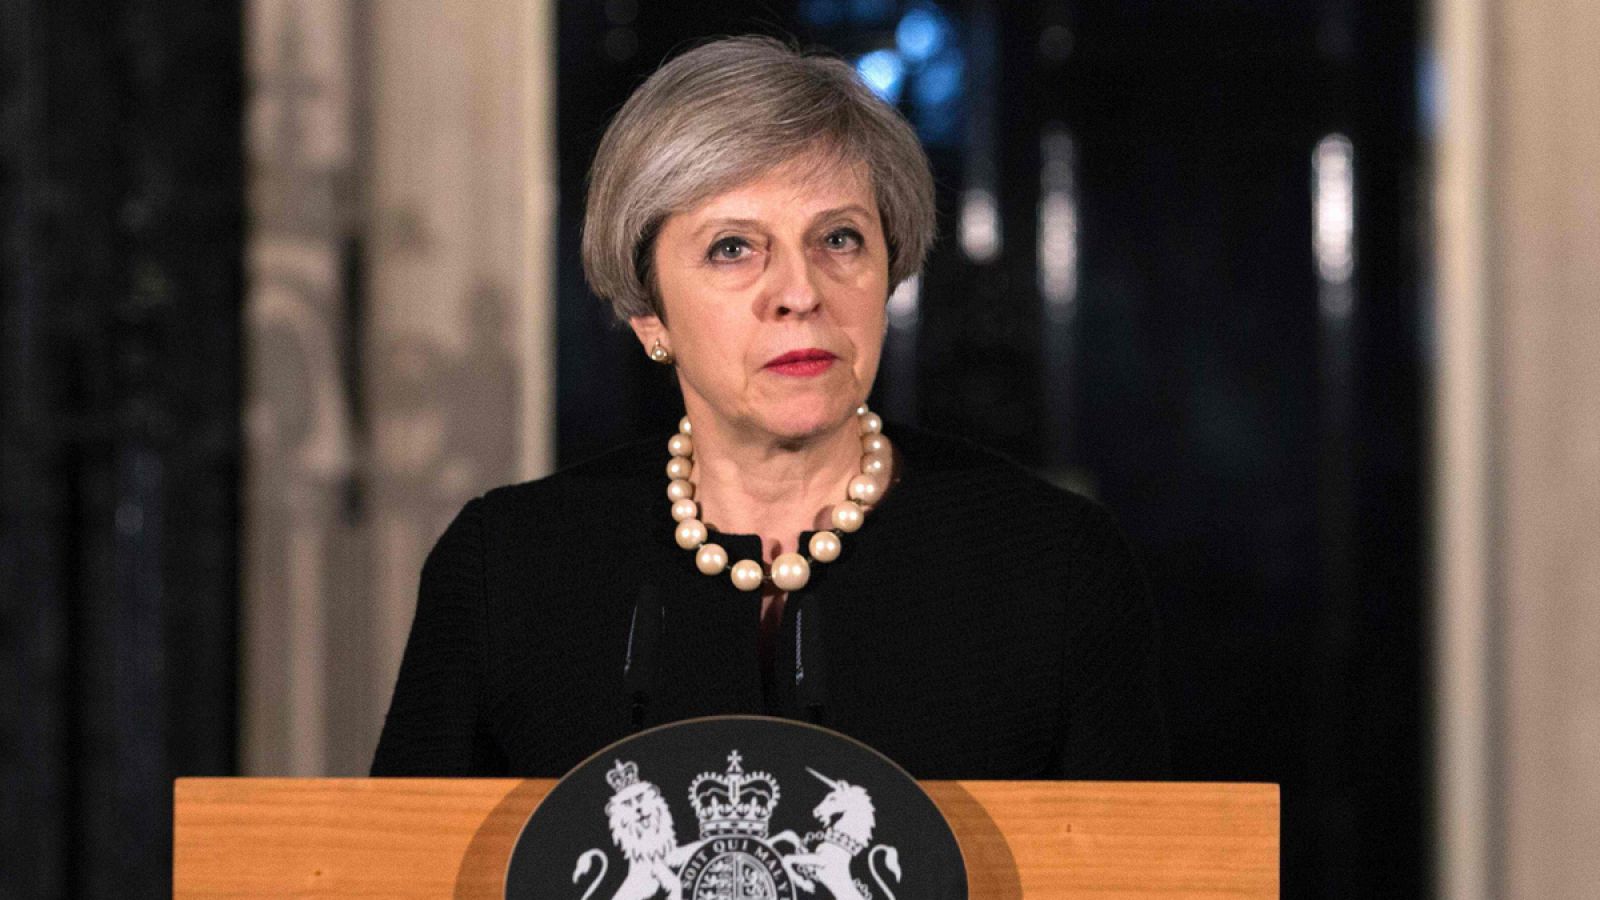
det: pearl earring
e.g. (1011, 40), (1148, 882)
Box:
(650, 339), (673, 365)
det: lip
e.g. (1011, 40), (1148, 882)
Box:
(762, 348), (838, 376)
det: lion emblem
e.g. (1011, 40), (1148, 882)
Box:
(574, 760), (698, 900)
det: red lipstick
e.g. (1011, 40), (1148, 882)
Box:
(762, 348), (837, 377)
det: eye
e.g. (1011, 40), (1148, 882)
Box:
(707, 236), (751, 262)
(822, 227), (864, 252)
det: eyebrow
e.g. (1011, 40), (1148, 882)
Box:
(692, 217), (763, 236)
(811, 204), (873, 223)
(690, 205), (874, 237)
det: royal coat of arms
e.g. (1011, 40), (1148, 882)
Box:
(572, 750), (903, 900)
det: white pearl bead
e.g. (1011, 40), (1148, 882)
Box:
(666, 413), (884, 589)
(675, 518), (707, 550)
(771, 552), (811, 591)
(671, 498), (698, 522)
(860, 450), (890, 477)
(847, 474), (881, 505)
(808, 530), (841, 562)
(831, 501), (864, 533)
(696, 543), (728, 575)
(730, 559), (764, 592)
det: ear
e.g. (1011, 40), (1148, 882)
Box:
(627, 314), (667, 357)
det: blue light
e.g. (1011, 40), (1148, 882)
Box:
(896, 6), (949, 63)
(912, 51), (964, 108)
(913, 102), (959, 145)
(856, 50), (906, 104)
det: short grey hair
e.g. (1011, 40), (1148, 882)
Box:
(582, 36), (937, 322)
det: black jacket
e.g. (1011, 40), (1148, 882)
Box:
(372, 425), (1169, 780)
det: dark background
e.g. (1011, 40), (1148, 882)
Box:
(1, 0), (1425, 896)
(3, 2), (242, 897)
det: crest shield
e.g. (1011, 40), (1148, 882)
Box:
(505, 716), (966, 900)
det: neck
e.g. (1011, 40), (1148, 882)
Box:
(687, 418), (862, 562)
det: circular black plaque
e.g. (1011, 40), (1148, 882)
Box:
(505, 715), (966, 899)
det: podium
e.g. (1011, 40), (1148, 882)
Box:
(174, 778), (1277, 897)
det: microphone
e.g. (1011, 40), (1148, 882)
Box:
(624, 581), (664, 731)
(792, 588), (829, 725)
(628, 581), (827, 727)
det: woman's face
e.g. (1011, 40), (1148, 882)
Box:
(632, 155), (890, 443)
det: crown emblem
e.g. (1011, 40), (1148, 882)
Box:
(605, 759), (640, 794)
(688, 751), (779, 839)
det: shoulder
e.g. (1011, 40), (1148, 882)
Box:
(420, 437), (664, 572)
(884, 423), (1141, 595)
(472, 436), (661, 525)
(889, 423), (1117, 536)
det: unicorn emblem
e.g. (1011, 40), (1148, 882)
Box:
(769, 769), (903, 900)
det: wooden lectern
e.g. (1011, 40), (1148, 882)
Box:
(174, 778), (1277, 897)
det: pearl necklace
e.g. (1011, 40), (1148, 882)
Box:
(666, 406), (890, 593)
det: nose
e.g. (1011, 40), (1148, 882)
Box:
(768, 243), (822, 318)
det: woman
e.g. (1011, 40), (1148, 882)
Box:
(373, 37), (1167, 780)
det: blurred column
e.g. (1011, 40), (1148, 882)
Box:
(1493, 1), (1600, 896)
(1038, 123), (1080, 477)
(957, 1), (1001, 267)
(1433, 1), (1496, 895)
(882, 274), (920, 420)
(1434, 0), (1600, 896)
(243, 0), (555, 775)
(1310, 132), (1359, 894)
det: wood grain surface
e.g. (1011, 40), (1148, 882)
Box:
(174, 778), (1277, 898)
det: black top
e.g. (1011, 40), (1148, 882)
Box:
(372, 425), (1169, 780)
